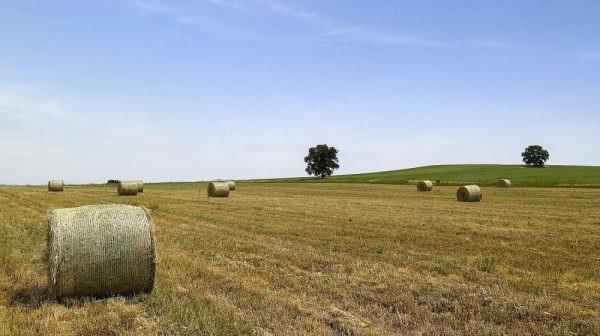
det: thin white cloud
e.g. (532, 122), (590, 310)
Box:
(0, 140), (67, 160)
(0, 140), (76, 185)
(0, 86), (90, 125)
(120, 0), (517, 49)
(117, 0), (516, 50)
(0, 82), (172, 148)
(124, 0), (200, 25)
(250, 0), (333, 26)
(118, 0), (448, 48)
(250, 0), (447, 47)
(0, 82), (188, 184)
(120, 0), (286, 43)
(323, 26), (448, 48)
(468, 39), (510, 49)
(207, 0), (255, 14)
(124, 0), (170, 15)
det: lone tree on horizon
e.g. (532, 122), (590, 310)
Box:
(304, 144), (339, 179)
(522, 145), (550, 167)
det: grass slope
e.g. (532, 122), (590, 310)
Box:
(257, 164), (600, 187)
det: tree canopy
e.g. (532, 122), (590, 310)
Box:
(304, 144), (339, 178)
(522, 145), (550, 167)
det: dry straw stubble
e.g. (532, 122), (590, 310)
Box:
(48, 180), (64, 192)
(118, 181), (139, 196)
(47, 204), (156, 297)
(457, 185), (482, 202)
(1, 182), (597, 334)
(208, 182), (230, 197)
(417, 180), (433, 191)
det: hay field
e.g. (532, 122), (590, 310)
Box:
(0, 183), (598, 335)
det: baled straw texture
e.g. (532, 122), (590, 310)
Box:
(417, 180), (433, 192)
(135, 180), (144, 193)
(118, 181), (139, 196)
(496, 179), (512, 188)
(121, 180), (143, 193)
(225, 180), (236, 191)
(48, 180), (64, 192)
(47, 204), (156, 297)
(457, 185), (482, 202)
(207, 182), (230, 197)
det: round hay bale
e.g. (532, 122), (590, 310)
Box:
(457, 185), (482, 202)
(225, 180), (235, 191)
(496, 179), (511, 188)
(121, 180), (144, 192)
(417, 180), (433, 192)
(118, 181), (138, 196)
(135, 180), (144, 193)
(48, 180), (64, 192)
(47, 204), (156, 297)
(207, 182), (230, 197)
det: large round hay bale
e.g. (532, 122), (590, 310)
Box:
(121, 180), (143, 192)
(47, 204), (156, 297)
(417, 180), (433, 192)
(118, 181), (138, 196)
(48, 180), (64, 192)
(225, 180), (235, 191)
(496, 179), (511, 188)
(134, 180), (144, 193)
(457, 185), (482, 202)
(207, 182), (230, 197)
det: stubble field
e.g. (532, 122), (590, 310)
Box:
(0, 182), (598, 335)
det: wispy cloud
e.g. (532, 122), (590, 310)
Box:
(207, 0), (255, 14)
(468, 39), (510, 49)
(119, 1), (520, 50)
(118, 0), (448, 48)
(324, 26), (448, 48)
(250, 0), (333, 26)
(123, 0), (201, 26)
(121, 0), (289, 43)
(124, 0), (170, 15)
(250, 0), (447, 47)
(0, 140), (68, 160)
(0, 85), (90, 125)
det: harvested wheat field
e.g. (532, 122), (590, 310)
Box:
(0, 182), (598, 335)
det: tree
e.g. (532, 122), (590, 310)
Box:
(521, 145), (549, 167)
(304, 144), (339, 178)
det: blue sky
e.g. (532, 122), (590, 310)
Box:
(1, 0), (599, 184)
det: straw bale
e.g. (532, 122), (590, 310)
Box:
(457, 185), (482, 202)
(207, 182), (229, 197)
(417, 180), (433, 192)
(47, 204), (156, 297)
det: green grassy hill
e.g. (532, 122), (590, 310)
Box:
(254, 164), (600, 187)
